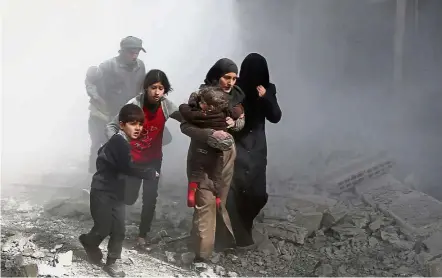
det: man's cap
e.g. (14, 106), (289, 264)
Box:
(120, 36), (146, 53)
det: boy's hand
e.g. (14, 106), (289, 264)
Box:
(226, 117), (235, 128)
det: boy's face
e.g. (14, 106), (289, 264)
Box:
(119, 121), (143, 140)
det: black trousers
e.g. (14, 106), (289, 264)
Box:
(88, 115), (109, 173)
(226, 169), (268, 247)
(124, 159), (162, 238)
(82, 189), (126, 259)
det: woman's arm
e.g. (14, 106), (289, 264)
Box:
(261, 84), (282, 124)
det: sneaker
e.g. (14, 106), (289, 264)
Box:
(79, 234), (103, 264)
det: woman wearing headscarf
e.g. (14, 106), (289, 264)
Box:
(228, 53), (282, 248)
(180, 58), (245, 260)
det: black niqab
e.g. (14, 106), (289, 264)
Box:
(238, 53), (270, 96)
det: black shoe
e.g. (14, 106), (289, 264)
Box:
(104, 259), (126, 277)
(79, 234), (103, 264)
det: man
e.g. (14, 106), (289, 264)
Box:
(85, 36), (146, 173)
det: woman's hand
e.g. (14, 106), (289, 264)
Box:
(212, 130), (229, 140)
(257, 85), (266, 97)
(226, 117), (235, 128)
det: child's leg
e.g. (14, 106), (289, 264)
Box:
(191, 183), (217, 261)
(104, 202), (126, 277)
(79, 189), (114, 263)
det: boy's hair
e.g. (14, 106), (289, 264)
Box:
(119, 104), (145, 124)
(199, 86), (229, 112)
(144, 69), (172, 94)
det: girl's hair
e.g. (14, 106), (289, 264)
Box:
(143, 69), (172, 94)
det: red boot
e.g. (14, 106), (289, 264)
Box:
(187, 182), (198, 207)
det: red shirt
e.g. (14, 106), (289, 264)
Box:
(130, 105), (166, 163)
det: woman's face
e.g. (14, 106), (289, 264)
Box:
(145, 82), (165, 103)
(219, 72), (237, 93)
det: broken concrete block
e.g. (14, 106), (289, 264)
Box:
(258, 223), (309, 245)
(350, 212), (370, 229)
(285, 194), (337, 213)
(57, 250), (73, 266)
(36, 264), (66, 277)
(380, 227), (414, 250)
(181, 252), (195, 265)
(321, 203), (348, 229)
(165, 251), (176, 263)
(331, 223), (366, 240)
(427, 257), (442, 277)
(289, 211), (323, 237)
(423, 231), (442, 257)
(316, 263), (333, 276)
(257, 237), (278, 256)
(21, 263), (38, 277)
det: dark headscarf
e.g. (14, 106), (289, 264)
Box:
(204, 58), (238, 86)
(238, 53), (270, 94)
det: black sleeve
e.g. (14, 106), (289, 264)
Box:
(107, 135), (157, 180)
(261, 84), (282, 123)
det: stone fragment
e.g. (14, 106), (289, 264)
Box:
(36, 264), (66, 277)
(427, 257), (442, 277)
(423, 231), (442, 257)
(210, 253), (220, 264)
(214, 265), (226, 276)
(257, 236), (278, 255)
(321, 203), (348, 229)
(316, 263), (333, 277)
(165, 251), (176, 263)
(380, 227), (413, 250)
(181, 252), (195, 265)
(368, 237), (379, 248)
(260, 223), (309, 244)
(56, 250), (73, 266)
(331, 223), (365, 239)
(227, 271), (238, 277)
(289, 211), (323, 236)
(31, 251), (45, 259)
(21, 263), (38, 277)
(350, 212), (370, 229)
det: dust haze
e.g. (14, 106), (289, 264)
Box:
(2, 0), (442, 199)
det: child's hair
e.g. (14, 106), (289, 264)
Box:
(143, 69), (172, 94)
(119, 104), (145, 124)
(199, 86), (229, 112)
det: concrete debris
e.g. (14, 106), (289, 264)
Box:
(37, 263), (67, 277)
(165, 251), (176, 263)
(289, 211), (323, 236)
(258, 222), (309, 245)
(321, 203), (348, 229)
(427, 257), (442, 277)
(423, 231), (442, 257)
(315, 263), (333, 276)
(331, 223), (366, 240)
(56, 250), (73, 266)
(181, 252), (195, 265)
(380, 226), (414, 250)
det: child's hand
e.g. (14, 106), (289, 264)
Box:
(226, 117), (235, 128)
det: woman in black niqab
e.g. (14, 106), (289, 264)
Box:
(226, 53), (282, 248)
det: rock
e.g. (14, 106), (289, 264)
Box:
(427, 257), (442, 277)
(316, 263), (333, 276)
(289, 211), (323, 236)
(337, 265), (348, 276)
(416, 252), (433, 267)
(380, 227), (414, 250)
(214, 265), (226, 276)
(227, 271), (238, 277)
(37, 264), (66, 277)
(368, 237), (379, 248)
(181, 252), (195, 265)
(321, 203), (348, 229)
(56, 250), (73, 266)
(281, 254), (292, 261)
(165, 251), (176, 263)
(368, 217), (384, 232)
(210, 253), (220, 264)
(350, 212), (370, 229)
(331, 223), (365, 239)
(17, 202), (34, 213)
(50, 244), (63, 253)
(257, 236), (278, 255)
(31, 251), (45, 259)
(260, 223), (309, 244)
(423, 231), (442, 257)
(21, 263), (38, 277)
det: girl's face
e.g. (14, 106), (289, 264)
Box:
(145, 82), (165, 103)
(219, 72), (237, 93)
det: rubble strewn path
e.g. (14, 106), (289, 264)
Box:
(1, 170), (439, 277)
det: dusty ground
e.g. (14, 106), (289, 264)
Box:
(0, 168), (430, 277)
